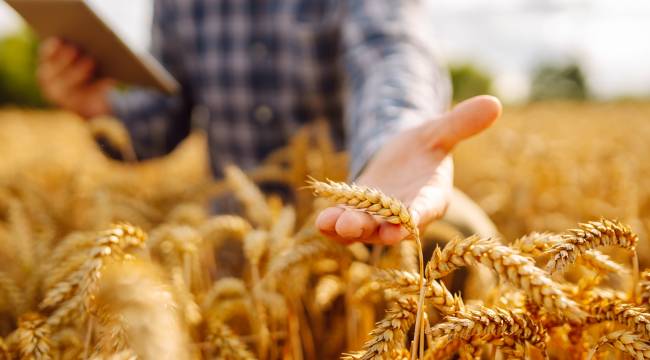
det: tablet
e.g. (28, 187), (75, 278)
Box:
(5, 0), (179, 94)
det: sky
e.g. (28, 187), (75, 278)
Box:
(1, 0), (649, 102)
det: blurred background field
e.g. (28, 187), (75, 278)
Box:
(1, 100), (649, 262)
(0, 1), (649, 358)
(0, 0), (649, 256)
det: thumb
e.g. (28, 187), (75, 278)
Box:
(430, 95), (502, 152)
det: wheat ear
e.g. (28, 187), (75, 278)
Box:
(342, 296), (418, 360)
(41, 223), (146, 328)
(545, 218), (638, 273)
(13, 312), (53, 360)
(374, 269), (464, 315)
(427, 306), (547, 353)
(307, 180), (415, 230)
(308, 179), (426, 359)
(91, 260), (189, 360)
(199, 215), (252, 246)
(586, 330), (650, 360)
(206, 319), (256, 360)
(426, 236), (585, 322)
(224, 165), (273, 228)
(511, 232), (563, 256)
(586, 298), (650, 339)
(264, 238), (349, 282)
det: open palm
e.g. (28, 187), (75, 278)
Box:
(316, 95), (502, 245)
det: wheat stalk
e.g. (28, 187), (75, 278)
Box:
(0, 337), (10, 360)
(545, 219), (638, 273)
(0, 270), (24, 316)
(639, 269), (650, 305)
(586, 330), (650, 360)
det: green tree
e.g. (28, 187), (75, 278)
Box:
(530, 63), (588, 101)
(0, 28), (46, 107)
(450, 64), (493, 102)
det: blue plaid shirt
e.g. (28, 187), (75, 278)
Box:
(110, 0), (451, 179)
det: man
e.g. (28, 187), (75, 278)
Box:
(37, 1), (501, 246)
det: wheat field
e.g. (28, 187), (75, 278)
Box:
(0, 102), (649, 360)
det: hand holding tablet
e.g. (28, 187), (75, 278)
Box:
(6, 0), (178, 95)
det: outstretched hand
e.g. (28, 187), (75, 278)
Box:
(316, 95), (502, 245)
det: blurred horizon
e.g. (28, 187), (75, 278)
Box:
(1, 0), (649, 102)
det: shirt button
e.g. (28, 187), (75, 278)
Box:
(253, 105), (274, 124)
(250, 41), (269, 59)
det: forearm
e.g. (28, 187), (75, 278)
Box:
(343, 0), (452, 179)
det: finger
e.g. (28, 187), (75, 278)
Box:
(428, 95), (502, 152)
(409, 155), (454, 227)
(334, 209), (378, 241)
(319, 228), (356, 245)
(59, 57), (96, 90)
(39, 37), (62, 61)
(316, 207), (345, 233)
(47, 43), (79, 80)
(378, 223), (410, 245)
